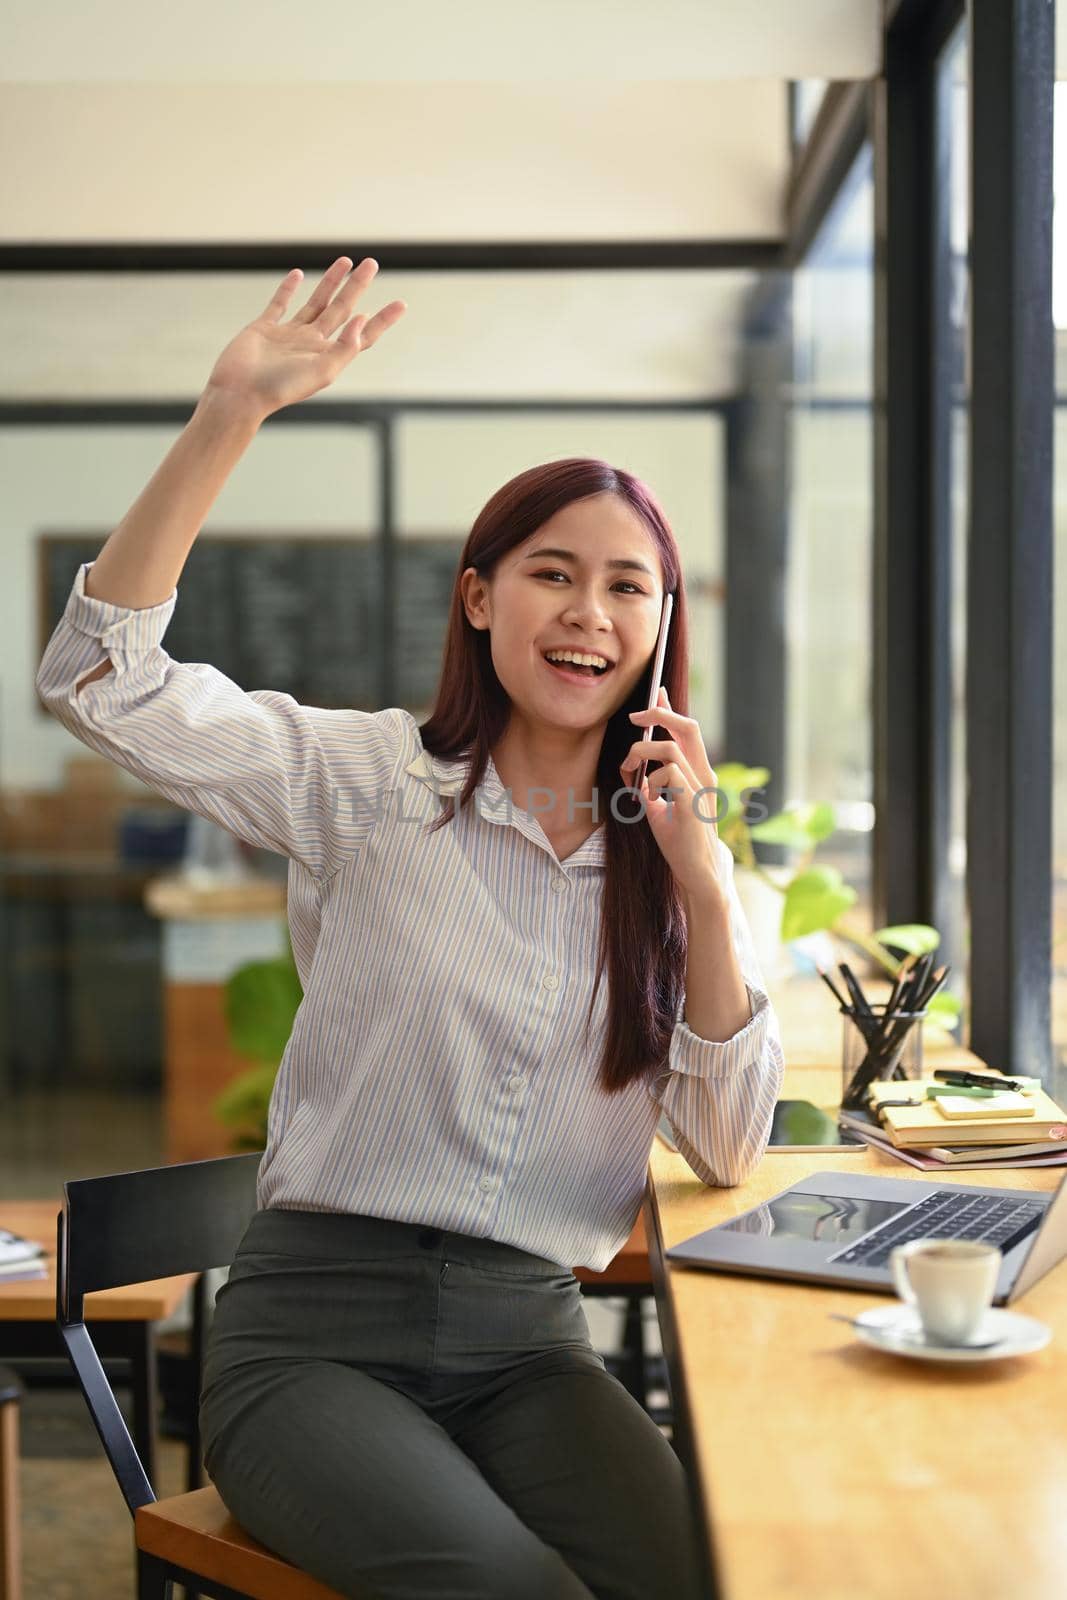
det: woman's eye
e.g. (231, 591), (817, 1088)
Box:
(534, 570), (643, 595)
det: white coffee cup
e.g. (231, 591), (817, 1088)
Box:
(889, 1239), (1002, 1344)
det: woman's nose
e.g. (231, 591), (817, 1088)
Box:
(562, 593), (611, 625)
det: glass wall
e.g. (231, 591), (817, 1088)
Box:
(0, 267), (735, 1197)
(791, 79), (829, 150)
(937, 20), (971, 1043)
(787, 142), (875, 933)
(1053, 82), (1067, 1094)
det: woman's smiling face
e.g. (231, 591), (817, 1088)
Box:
(460, 493), (666, 732)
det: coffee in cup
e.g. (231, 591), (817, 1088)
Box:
(889, 1239), (1002, 1344)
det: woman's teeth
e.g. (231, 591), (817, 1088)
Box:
(543, 650), (611, 677)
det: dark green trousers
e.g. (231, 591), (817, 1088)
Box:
(198, 1206), (707, 1600)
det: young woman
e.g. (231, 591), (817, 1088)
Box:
(36, 258), (785, 1600)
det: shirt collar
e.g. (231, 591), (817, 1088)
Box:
(404, 747), (606, 868)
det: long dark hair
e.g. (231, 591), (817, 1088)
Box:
(418, 457), (692, 1097)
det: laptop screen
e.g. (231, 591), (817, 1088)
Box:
(717, 1190), (913, 1245)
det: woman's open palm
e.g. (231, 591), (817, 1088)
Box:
(205, 257), (407, 419)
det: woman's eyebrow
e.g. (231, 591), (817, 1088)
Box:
(521, 546), (656, 578)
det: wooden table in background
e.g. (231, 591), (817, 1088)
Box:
(0, 1199), (201, 1490)
(143, 874), (287, 1164)
(642, 978), (1067, 1600)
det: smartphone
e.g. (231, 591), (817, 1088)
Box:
(654, 1102), (868, 1156)
(631, 590), (675, 797)
(765, 1100), (868, 1152)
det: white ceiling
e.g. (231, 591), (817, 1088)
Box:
(0, 81), (790, 245)
(0, 1), (883, 82)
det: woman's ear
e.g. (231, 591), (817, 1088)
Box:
(459, 565), (492, 631)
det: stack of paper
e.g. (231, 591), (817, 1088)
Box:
(0, 1226), (48, 1283)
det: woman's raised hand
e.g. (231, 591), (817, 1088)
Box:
(203, 257), (407, 421)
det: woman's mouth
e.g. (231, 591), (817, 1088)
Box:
(540, 651), (615, 687)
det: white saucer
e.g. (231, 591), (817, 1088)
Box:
(848, 1304), (1051, 1363)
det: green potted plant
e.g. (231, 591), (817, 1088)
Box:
(212, 934), (303, 1151)
(715, 762), (962, 1034)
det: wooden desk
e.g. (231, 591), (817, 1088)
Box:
(643, 982), (1067, 1600)
(0, 1201), (203, 1491)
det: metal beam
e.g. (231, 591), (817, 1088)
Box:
(967, 0), (1054, 1080)
(786, 82), (870, 268)
(0, 240), (786, 274)
(871, 23), (938, 952)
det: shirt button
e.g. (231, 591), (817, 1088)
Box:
(542, 973), (559, 991)
(479, 1178), (495, 1193)
(551, 877), (568, 893)
(508, 1075), (524, 1092)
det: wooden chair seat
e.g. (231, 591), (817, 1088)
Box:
(135, 1486), (347, 1600)
(573, 1212), (653, 1287)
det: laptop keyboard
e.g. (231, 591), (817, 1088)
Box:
(827, 1189), (1046, 1270)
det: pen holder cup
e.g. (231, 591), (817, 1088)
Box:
(840, 1003), (927, 1113)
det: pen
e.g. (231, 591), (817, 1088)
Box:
(838, 962), (875, 1020)
(817, 966), (850, 1010)
(932, 1069), (1024, 1092)
(883, 955), (915, 1020)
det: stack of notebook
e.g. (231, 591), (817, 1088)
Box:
(0, 1225), (48, 1283)
(838, 1074), (1067, 1171)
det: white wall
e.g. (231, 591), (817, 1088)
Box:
(0, 269), (757, 403)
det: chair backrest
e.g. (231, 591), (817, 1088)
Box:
(55, 1152), (262, 1514)
(58, 1152), (262, 1323)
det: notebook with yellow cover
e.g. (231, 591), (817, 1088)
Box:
(866, 1078), (1067, 1147)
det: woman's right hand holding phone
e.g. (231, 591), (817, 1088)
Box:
(203, 257), (407, 424)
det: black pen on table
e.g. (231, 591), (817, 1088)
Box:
(817, 966), (850, 1010)
(933, 1067), (1022, 1092)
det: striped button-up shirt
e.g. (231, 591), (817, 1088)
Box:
(36, 561), (785, 1271)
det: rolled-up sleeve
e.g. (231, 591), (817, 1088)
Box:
(35, 561), (409, 883)
(648, 836), (786, 1186)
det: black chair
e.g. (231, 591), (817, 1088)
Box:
(55, 1153), (348, 1600)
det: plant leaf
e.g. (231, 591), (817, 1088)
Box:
(802, 802), (837, 842)
(749, 812), (814, 848)
(781, 867), (857, 941)
(750, 801), (837, 850)
(212, 1062), (278, 1130)
(923, 991), (962, 1028)
(224, 955), (303, 1065)
(873, 924), (941, 956)
(711, 763), (773, 832)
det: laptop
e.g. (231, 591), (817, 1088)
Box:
(664, 1167), (1067, 1303)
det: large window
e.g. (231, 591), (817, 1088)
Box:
(937, 21), (971, 1042)
(0, 267), (735, 1194)
(1053, 82), (1067, 1093)
(787, 143), (875, 930)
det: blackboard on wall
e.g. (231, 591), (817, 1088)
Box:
(394, 537), (467, 709)
(40, 534), (468, 712)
